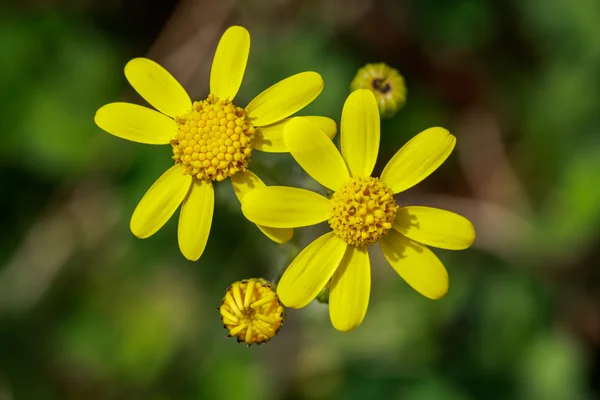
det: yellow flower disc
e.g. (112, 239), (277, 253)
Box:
(329, 177), (398, 247)
(350, 63), (406, 118)
(219, 278), (285, 345)
(171, 94), (255, 182)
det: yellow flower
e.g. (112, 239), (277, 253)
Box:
(241, 89), (475, 332)
(94, 26), (335, 261)
(350, 63), (406, 118)
(219, 278), (284, 345)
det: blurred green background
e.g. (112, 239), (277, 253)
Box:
(1, 0), (600, 398)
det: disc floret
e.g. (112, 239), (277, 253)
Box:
(171, 94), (255, 182)
(329, 177), (398, 247)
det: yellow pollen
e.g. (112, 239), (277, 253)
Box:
(171, 94), (255, 181)
(219, 278), (285, 346)
(329, 177), (398, 247)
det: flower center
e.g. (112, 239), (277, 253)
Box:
(329, 177), (398, 247)
(171, 94), (255, 182)
(372, 78), (392, 94)
(219, 278), (284, 345)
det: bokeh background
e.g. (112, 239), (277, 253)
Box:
(2, 0), (600, 398)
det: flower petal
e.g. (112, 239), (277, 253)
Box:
(329, 246), (371, 332)
(230, 170), (293, 244)
(253, 116), (337, 153)
(210, 26), (250, 101)
(256, 225), (293, 244)
(94, 102), (176, 144)
(394, 206), (475, 250)
(246, 72), (324, 127)
(178, 179), (214, 261)
(380, 229), (449, 300)
(277, 232), (347, 308)
(130, 164), (192, 239)
(341, 89), (380, 177)
(380, 127), (456, 194)
(124, 57), (191, 118)
(241, 186), (331, 228)
(284, 117), (349, 191)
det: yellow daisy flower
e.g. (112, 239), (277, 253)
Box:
(219, 278), (284, 346)
(241, 89), (476, 332)
(94, 26), (335, 261)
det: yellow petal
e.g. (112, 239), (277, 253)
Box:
(210, 26), (250, 101)
(284, 117), (349, 191)
(380, 127), (456, 194)
(341, 89), (380, 177)
(277, 232), (347, 308)
(124, 57), (191, 118)
(246, 72), (324, 127)
(241, 186), (331, 228)
(230, 169), (265, 201)
(130, 164), (192, 239)
(230, 171), (293, 244)
(178, 179), (214, 261)
(94, 102), (176, 144)
(256, 225), (293, 244)
(329, 246), (371, 332)
(380, 229), (449, 300)
(394, 206), (475, 250)
(253, 116), (337, 153)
